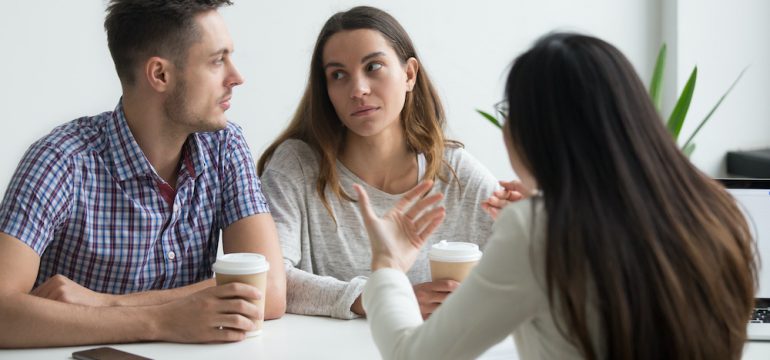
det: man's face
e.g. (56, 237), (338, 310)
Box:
(163, 10), (243, 133)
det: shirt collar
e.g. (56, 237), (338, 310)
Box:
(107, 101), (154, 181)
(108, 100), (208, 182)
(184, 132), (208, 179)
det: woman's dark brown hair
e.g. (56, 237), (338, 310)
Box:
(257, 6), (458, 218)
(504, 33), (756, 360)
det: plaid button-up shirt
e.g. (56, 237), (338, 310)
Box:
(0, 101), (269, 294)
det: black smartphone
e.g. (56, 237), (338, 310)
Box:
(72, 346), (152, 360)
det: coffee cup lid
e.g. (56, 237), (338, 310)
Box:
(428, 240), (483, 262)
(213, 253), (270, 275)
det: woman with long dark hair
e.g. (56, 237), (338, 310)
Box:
(257, 6), (516, 320)
(355, 32), (756, 359)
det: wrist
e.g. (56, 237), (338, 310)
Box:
(371, 257), (402, 272)
(140, 304), (165, 341)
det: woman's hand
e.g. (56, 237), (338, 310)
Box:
(481, 180), (534, 220)
(353, 180), (446, 273)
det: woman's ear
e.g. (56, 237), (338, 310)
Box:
(405, 57), (419, 92)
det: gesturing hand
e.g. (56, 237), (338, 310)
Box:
(353, 180), (446, 273)
(481, 179), (534, 220)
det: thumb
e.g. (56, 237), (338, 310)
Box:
(499, 179), (521, 191)
(353, 184), (376, 220)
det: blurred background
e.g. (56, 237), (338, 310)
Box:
(0, 0), (767, 198)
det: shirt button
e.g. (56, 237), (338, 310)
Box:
(168, 251), (176, 260)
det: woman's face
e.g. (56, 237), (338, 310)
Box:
(322, 29), (417, 140)
(503, 123), (538, 191)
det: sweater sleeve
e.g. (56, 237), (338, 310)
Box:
(363, 201), (546, 359)
(261, 142), (365, 319)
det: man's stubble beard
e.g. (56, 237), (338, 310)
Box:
(163, 76), (224, 133)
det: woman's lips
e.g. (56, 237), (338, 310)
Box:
(351, 106), (379, 116)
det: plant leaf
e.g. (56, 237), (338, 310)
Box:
(666, 67), (697, 141)
(649, 44), (667, 111)
(476, 109), (503, 129)
(681, 66), (749, 150)
(682, 142), (696, 157)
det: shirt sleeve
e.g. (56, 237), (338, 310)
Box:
(0, 141), (73, 255)
(452, 147), (499, 245)
(362, 202), (546, 359)
(261, 144), (364, 319)
(220, 122), (270, 227)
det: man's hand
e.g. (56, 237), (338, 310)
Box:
(481, 180), (534, 220)
(31, 275), (114, 307)
(153, 282), (262, 343)
(413, 280), (459, 319)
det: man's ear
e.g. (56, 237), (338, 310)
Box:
(405, 57), (419, 92)
(144, 56), (174, 93)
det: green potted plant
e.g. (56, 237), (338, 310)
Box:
(477, 44), (747, 157)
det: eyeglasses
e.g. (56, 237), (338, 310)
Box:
(493, 100), (509, 122)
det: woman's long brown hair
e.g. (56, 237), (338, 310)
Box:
(504, 33), (756, 360)
(257, 6), (459, 218)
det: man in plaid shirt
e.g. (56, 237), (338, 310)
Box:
(0, 0), (286, 347)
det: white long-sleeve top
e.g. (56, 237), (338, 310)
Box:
(362, 197), (603, 360)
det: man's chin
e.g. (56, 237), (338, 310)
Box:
(195, 117), (228, 133)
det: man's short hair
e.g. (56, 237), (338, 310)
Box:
(104, 0), (233, 86)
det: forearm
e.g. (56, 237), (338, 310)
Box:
(264, 266), (286, 320)
(0, 292), (158, 348)
(285, 264), (366, 319)
(110, 279), (215, 306)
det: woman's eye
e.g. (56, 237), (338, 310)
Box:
(331, 71), (345, 80)
(367, 63), (383, 72)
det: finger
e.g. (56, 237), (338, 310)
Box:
(30, 284), (46, 297)
(487, 207), (499, 220)
(415, 288), (450, 304)
(494, 189), (523, 202)
(419, 303), (440, 319)
(499, 179), (523, 191)
(502, 190), (524, 202)
(213, 283), (261, 301)
(208, 328), (246, 343)
(414, 206), (446, 234)
(404, 192), (443, 221)
(392, 180), (434, 212)
(429, 279), (461, 292)
(486, 197), (511, 209)
(216, 314), (255, 332)
(353, 184), (377, 220)
(501, 180), (537, 197)
(418, 210), (445, 241)
(219, 299), (261, 319)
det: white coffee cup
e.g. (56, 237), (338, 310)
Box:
(213, 253), (270, 337)
(428, 240), (483, 282)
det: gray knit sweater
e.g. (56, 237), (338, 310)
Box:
(261, 139), (498, 319)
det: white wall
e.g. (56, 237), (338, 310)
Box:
(667, 0), (770, 176)
(1, 0), (668, 198)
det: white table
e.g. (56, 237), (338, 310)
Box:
(0, 314), (768, 359)
(0, 314), (516, 360)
